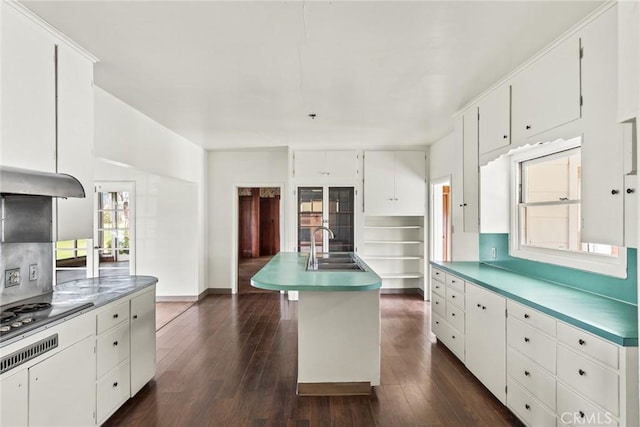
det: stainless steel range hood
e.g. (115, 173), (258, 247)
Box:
(0, 166), (85, 198)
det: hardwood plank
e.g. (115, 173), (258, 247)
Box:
(103, 293), (524, 427)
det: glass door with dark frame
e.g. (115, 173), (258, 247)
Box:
(297, 186), (355, 254)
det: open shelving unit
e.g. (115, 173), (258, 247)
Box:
(362, 216), (425, 291)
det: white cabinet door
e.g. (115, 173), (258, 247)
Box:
(364, 151), (395, 215)
(29, 335), (96, 426)
(617, 0), (639, 122)
(511, 36), (581, 144)
(325, 150), (358, 181)
(465, 283), (506, 404)
(478, 85), (511, 157)
(580, 6), (624, 246)
(130, 289), (156, 396)
(56, 45), (95, 241)
(0, 5), (56, 172)
(452, 117), (465, 235)
(624, 175), (637, 248)
(294, 150), (326, 180)
(0, 369), (28, 427)
(462, 109), (479, 232)
(393, 151), (426, 215)
(294, 150), (358, 181)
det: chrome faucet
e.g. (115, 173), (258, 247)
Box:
(308, 226), (335, 270)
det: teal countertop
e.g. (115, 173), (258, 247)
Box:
(251, 252), (382, 292)
(432, 261), (638, 346)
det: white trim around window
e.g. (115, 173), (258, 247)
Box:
(509, 137), (627, 279)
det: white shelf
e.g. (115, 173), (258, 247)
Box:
(365, 240), (422, 244)
(379, 273), (424, 279)
(363, 256), (423, 260)
(364, 226), (421, 229)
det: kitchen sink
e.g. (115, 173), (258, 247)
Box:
(315, 263), (364, 271)
(307, 252), (366, 272)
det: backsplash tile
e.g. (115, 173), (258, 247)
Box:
(479, 233), (637, 305)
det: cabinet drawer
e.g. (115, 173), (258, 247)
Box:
(507, 378), (556, 427)
(507, 317), (556, 373)
(446, 304), (465, 333)
(432, 280), (445, 298)
(431, 268), (445, 284)
(557, 345), (619, 416)
(507, 347), (556, 410)
(507, 300), (556, 338)
(432, 313), (445, 337)
(557, 322), (618, 370)
(445, 287), (465, 310)
(557, 382), (619, 427)
(445, 274), (464, 292)
(96, 360), (130, 424)
(97, 322), (130, 378)
(439, 322), (465, 361)
(97, 301), (129, 335)
(432, 293), (446, 318)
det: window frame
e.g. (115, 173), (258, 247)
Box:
(509, 137), (627, 278)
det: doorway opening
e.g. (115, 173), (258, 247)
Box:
(94, 182), (135, 277)
(431, 178), (451, 262)
(237, 187), (281, 294)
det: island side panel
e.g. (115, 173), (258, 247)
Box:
(297, 290), (381, 388)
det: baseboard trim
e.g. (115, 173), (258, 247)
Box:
(297, 382), (371, 396)
(380, 287), (423, 295)
(155, 296), (198, 302)
(206, 288), (233, 295)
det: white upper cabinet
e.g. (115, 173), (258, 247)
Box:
(617, 0), (639, 122)
(364, 150), (425, 216)
(462, 109), (479, 233)
(293, 150), (358, 182)
(478, 85), (511, 160)
(56, 45), (95, 241)
(1, 5), (56, 172)
(511, 35), (581, 145)
(580, 6), (625, 246)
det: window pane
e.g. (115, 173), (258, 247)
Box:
(522, 149), (581, 203)
(522, 205), (580, 250)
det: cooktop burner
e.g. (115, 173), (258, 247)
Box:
(4, 302), (52, 314)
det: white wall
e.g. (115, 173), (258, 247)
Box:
(94, 87), (208, 296)
(208, 149), (289, 292)
(429, 134), (479, 260)
(95, 159), (199, 298)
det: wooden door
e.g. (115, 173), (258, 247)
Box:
(260, 196), (280, 256)
(238, 193), (260, 258)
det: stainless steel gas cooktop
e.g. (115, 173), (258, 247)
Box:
(0, 294), (93, 344)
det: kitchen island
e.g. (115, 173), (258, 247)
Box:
(251, 252), (382, 396)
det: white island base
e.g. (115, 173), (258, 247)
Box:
(297, 289), (381, 396)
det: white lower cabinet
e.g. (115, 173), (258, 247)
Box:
(130, 288), (157, 396)
(97, 360), (131, 423)
(0, 369), (28, 426)
(465, 283), (506, 404)
(430, 269), (639, 427)
(29, 335), (96, 426)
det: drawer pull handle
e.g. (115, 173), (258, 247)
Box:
(578, 339), (585, 346)
(435, 302), (439, 305)
(481, 306), (486, 310)
(524, 314), (530, 319)
(578, 369), (586, 376)
(113, 341), (118, 346)
(435, 321), (439, 325)
(113, 382), (119, 388)
(452, 335), (456, 339)
(133, 315), (138, 319)
(579, 411), (585, 419)
(451, 295), (455, 298)
(451, 313), (456, 317)
(113, 314), (119, 319)
(524, 337), (530, 343)
(525, 404), (531, 410)
(477, 304), (481, 308)
(524, 371), (530, 377)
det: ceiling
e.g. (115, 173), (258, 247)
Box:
(23, 1), (602, 150)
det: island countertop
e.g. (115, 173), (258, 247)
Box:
(432, 261), (637, 346)
(251, 252), (382, 292)
(54, 275), (158, 308)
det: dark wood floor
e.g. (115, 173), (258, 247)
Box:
(105, 293), (522, 426)
(238, 256), (277, 294)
